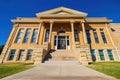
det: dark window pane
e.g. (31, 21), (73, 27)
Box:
(9, 50), (16, 60)
(86, 30), (91, 44)
(18, 50), (24, 61)
(93, 29), (99, 43)
(15, 29), (24, 43)
(74, 30), (79, 42)
(98, 50), (105, 60)
(107, 50), (114, 60)
(31, 29), (38, 43)
(26, 50), (33, 60)
(90, 49), (96, 61)
(23, 29), (31, 43)
(100, 29), (107, 43)
(45, 30), (50, 42)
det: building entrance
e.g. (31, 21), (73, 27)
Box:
(58, 36), (66, 49)
(54, 36), (70, 50)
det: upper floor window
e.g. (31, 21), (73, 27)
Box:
(31, 29), (38, 43)
(9, 50), (16, 60)
(86, 30), (91, 44)
(100, 29), (107, 43)
(74, 30), (79, 42)
(45, 29), (50, 42)
(23, 29), (31, 43)
(93, 29), (99, 43)
(15, 29), (24, 43)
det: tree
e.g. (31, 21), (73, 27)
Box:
(0, 45), (4, 55)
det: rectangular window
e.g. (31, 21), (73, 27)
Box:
(26, 50), (33, 60)
(54, 36), (57, 46)
(31, 29), (38, 43)
(74, 30), (79, 42)
(86, 30), (91, 44)
(98, 50), (105, 60)
(90, 49), (96, 61)
(67, 36), (70, 46)
(18, 50), (24, 61)
(100, 29), (107, 43)
(15, 29), (24, 43)
(9, 50), (16, 60)
(45, 30), (50, 42)
(93, 29), (99, 43)
(107, 50), (114, 60)
(23, 29), (31, 43)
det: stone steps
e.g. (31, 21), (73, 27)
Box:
(44, 50), (77, 61)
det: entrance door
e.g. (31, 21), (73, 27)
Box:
(58, 36), (66, 49)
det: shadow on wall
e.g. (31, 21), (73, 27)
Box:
(0, 45), (4, 55)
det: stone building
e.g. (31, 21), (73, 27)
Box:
(0, 7), (120, 65)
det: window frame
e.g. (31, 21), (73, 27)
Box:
(8, 50), (16, 61)
(23, 29), (31, 43)
(15, 29), (24, 43)
(107, 49), (114, 60)
(90, 49), (96, 61)
(100, 29), (107, 43)
(18, 50), (24, 61)
(26, 50), (33, 60)
(86, 30), (92, 44)
(74, 29), (79, 42)
(31, 29), (38, 43)
(98, 50), (105, 60)
(44, 29), (50, 42)
(93, 29), (99, 44)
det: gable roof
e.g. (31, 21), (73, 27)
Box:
(36, 7), (88, 17)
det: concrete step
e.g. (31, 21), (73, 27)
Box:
(43, 61), (80, 65)
(48, 58), (77, 61)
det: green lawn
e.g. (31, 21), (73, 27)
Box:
(0, 63), (33, 79)
(87, 62), (120, 79)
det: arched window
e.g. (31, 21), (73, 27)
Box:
(58, 30), (65, 34)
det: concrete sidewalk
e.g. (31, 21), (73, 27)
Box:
(0, 61), (117, 80)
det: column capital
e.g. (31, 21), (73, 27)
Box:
(39, 20), (43, 23)
(70, 20), (75, 24)
(49, 20), (54, 24)
(14, 23), (19, 27)
(80, 21), (85, 23)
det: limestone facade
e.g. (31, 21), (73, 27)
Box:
(0, 7), (119, 65)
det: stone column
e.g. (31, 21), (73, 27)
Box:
(70, 21), (75, 43)
(36, 21), (42, 44)
(70, 21), (75, 50)
(48, 21), (53, 43)
(81, 22), (87, 44)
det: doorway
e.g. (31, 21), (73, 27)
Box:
(54, 36), (70, 50)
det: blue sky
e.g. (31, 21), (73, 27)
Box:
(0, 0), (120, 45)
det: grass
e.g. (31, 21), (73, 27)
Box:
(0, 63), (33, 79)
(87, 62), (120, 79)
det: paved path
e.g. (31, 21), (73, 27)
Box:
(0, 61), (117, 80)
